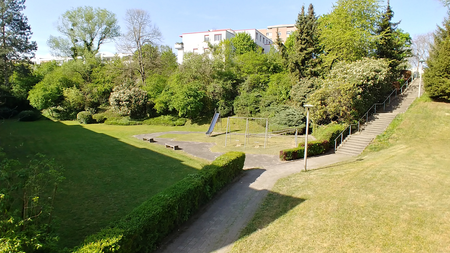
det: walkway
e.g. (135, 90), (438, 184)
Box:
(134, 79), (419, 253)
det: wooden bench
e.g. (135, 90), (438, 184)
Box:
(165, 143), (179, 150)
(142, 137), (155, 143)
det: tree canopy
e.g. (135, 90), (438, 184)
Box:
(48, 6), (120, 58)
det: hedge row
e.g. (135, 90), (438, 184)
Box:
(279, 123), (346, 161)
(74, 151), (246, 253)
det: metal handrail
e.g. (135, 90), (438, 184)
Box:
(334, 77), (413, 151)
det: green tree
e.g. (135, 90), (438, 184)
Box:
(230, 32), (257, 55)
(424, 14), (450, 100)
(289, 4), (321, 79)
(319, 0), (381, 67)
(48, 6), (120, 58)
(0, 0), (37, 94)
(375, 1), (411, 79)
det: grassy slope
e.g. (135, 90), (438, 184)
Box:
(232, 96), (450, 252)
(0, 120), (207, 248)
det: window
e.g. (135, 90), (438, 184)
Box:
(204, 35), (209, 42)
(214, 34), (222, 41)
(278, 32), (281, 36)
(267, 32), (272, 37)
(287, 31), (292, 36)
(193, 48), (198, 54)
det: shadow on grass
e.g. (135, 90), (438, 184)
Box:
(0, 119), (201, 249)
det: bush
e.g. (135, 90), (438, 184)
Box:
(142, 115), (187, 126)
(0, 107), (18, 119)
(73, 152), (245, 253)
(17, 110), (40, 121)
(92, 113), (107, 123)
(77, 111), (94, 124)
(104, 116), (142, 125)
(109, 83), (148, 118)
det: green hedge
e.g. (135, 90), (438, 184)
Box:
(142, 115), (187, 126)
(279, 123), (345, 161)
(77, 111), (94, 124)
(74, 151), (245, 253)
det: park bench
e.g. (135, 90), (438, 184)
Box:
(142, 137), (155, 143)
(165, 143), (179, 150)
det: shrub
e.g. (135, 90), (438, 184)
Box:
(92, 113), (107, 123)
(17, 110), (40, 121)
(0, 107), (18, 119)
(109, 83), (148, 118)
(73, 152), (245, 253)
(77, 111), (94, 124)
(142, 115), (187, 126)
(104, 116), (142, 125)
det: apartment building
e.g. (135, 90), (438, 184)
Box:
(258, 24), (297, 43)
(175, 28), (273, 64)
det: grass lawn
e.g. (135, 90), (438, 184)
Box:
(0, 119), (208, 248)
(232, 96), (450, 252)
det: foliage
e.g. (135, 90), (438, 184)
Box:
(313, 122), (347, 142)
(17, 110), (40, 121)
(279, 140), (329, 161)
(270, 106), (305, 128)
(142, 115), (187, 126)
(319, 0), (381, 67)
(73, 152), (245, 253)
(308, 58), (390, 123)
(289, 4), (321, 79)
(0, 153), (64, 252)
(375, 3), (412, 80)
(48, 6), (120, 58)
(0, 0), (37, 90)
(77, 111), (94, 124)
(0, 107), (18, 119)
(104, 116), (143, 125)
(109, 83), (148, 118)
(424, 13), (450, 100)
(231, 32), (257, 55)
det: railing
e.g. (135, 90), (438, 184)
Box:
(334, 77), (413, 151)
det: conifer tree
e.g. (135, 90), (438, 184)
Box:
(288, 4), (321, 80)
(0, 0), (36, 89)
(274, 28), (287, 61)
(375, 0), (411, 79)
(423, 14), (450, 100)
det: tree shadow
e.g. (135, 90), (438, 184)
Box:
(0, 119), (200, 249)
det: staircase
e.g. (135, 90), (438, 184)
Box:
(336, 80), (419, 156)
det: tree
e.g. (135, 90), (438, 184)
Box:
(0, 0), (36, 91)
(423, 14), (450, 100)
(409, 32), (433, 73)
(116, 9), (162, 84)
(48, 6), (120, 58)
(319, 0), (381, 67)
(375, 1), (411, 79)
(289, 4), (321, 79)
(230, 32), (257, 55)
(109, 82), (148, 118)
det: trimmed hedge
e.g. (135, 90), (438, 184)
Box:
(279, 123), (346, 161)
(77, 111), (94, 124)
(74, 151), (245, 253)
(142, 115), (187, 126)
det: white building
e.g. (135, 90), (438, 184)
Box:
(175, 28), (273, 64)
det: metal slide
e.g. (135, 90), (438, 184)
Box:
(205, 112), (220, 136)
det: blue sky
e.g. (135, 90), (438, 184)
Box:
(23, 0), (448, 58)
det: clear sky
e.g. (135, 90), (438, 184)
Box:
(23, 0), (448, 58)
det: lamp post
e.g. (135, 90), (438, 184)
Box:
(419, 60), (425, 98)
(303, 104), (313, 172)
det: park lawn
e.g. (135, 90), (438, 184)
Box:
(0, 119), (208, 248)
(232, 96), (450, 252)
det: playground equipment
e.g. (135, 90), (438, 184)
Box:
(206, 112), (220, 136)
(225, 117), (269, 148)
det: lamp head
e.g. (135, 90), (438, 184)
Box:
(303, 104), (314, 108)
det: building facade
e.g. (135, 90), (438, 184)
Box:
(175, 28), (273, 64)
(258, 24), (297, 43)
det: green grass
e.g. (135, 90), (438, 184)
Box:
(232, 96), (450, 252)
(0, 119), (208, 248)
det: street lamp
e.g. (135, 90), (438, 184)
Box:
(303, 104), (313, 172)
(419, 60), (425, 98)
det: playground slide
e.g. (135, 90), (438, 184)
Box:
(206, 112), (220, 136)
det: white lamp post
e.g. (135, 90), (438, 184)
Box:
(303, 104), (313, 172)
(419, 60), (425, 98)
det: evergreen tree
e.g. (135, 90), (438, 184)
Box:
(288, 4), (321, 80)
(274, 28), (287, 61)
(0, 0), (36, 90)
(423, 14), (450, 100)
(375, 0), (411, 79)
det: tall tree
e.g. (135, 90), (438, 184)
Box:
(375, 0), (411, 79)
(116, 9), (161, 84)
(48, 6), (120, 59)
(409, 32), (433, 73)
(230, 32), (257, 55)
(0, 0), (36, 90)
(423, 14), (450, 100)
(319, 0), (381, 68)
(289, 4), (321, 79)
